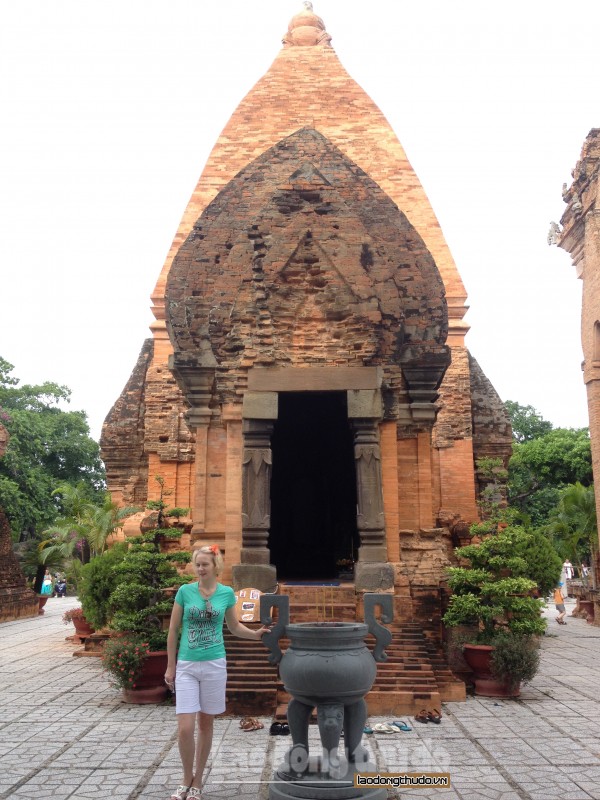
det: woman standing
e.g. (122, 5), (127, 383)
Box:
(164, 545), (270, 800)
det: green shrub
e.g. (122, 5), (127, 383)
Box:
(490, 632), (540, 690)
(79, 544), (127, 629)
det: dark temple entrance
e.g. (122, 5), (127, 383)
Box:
(269, 392), (358, 580)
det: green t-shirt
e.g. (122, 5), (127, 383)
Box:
(175, 582), (236, 662)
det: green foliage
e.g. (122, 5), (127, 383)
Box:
(165, 550), (192, 564)
(79, 544), (128, 629)
(545, 482), (597, 568)
(508, 428), (592, 526)
(504, 401), (553, 443)
(517, 528), (562, 596)
(102, 635), (151, 690)
(0, 357), (104, 538)
(104, 530), (181, 650)
(489, 632), (540, 689)
(444, 526), (548, 643)
(166, 507), (190, 521)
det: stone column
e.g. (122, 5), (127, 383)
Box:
(232, 392), (278, 591)
(348, 391), (394, 591)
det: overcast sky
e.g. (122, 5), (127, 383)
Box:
(0, 0), (596, 441)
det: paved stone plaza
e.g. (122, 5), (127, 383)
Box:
(1, 595), (600, 800)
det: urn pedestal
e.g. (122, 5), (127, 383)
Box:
(260, 593), (392, 800)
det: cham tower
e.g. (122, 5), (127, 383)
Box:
(558, 129), (600, 607)
(101, 5), (511, 628)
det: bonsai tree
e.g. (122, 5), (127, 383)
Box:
(443, 525), (549, 689)
(107, 529), (190, 650)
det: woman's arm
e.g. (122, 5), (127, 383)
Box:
(224, 606), (270, 640)
(165, 601), (183, 688)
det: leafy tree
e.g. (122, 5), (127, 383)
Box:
(504, 401), (553, 443)
(0, 357), (104, 538)
(508, 428), (592, 526)
(546, 482), (597, 572)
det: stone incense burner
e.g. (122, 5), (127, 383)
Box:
(260, 593), (393, 800)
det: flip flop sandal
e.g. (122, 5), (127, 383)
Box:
(363, 726), (373, 734)
(414, 710), (429, 724)
(391, 720), (412, 732)
(372, 723), (397, 733)
(427, 709), (442, 724)
(269, 722), (282, 735)
(240, 717), (264, 731)
(169, 786), (190, 800)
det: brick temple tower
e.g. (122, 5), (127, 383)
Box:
(101, 5), (511, 621)
(558, 129), (600, 570)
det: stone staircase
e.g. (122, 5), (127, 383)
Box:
(224, 584), (464, 718)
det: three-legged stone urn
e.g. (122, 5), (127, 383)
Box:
(260, 593), (393, 800)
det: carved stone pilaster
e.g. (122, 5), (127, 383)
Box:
(241, 418), (273, 561)
(233, 416), (277, 591)
(352, 419), (385, 561)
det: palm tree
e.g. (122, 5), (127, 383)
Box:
(81, 495), (140, 557)
(547, 482), (597, 588)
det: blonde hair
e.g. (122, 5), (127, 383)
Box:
(193, 545), (224, 575)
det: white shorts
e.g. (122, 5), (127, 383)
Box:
(175, 658), (227, 715)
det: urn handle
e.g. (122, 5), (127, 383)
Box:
(364, 593), (393, 662)
(259, 593), (289, 665)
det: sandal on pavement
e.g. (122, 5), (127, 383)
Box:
(169, 786), (190, 800)
(240, 716), (264, 731)
(427, 709), (442, 724)
(414, 710), (429, 724)
(187, 789), (201, 799)
(391, 720), (412, 732)
(372, 723), (397, 733)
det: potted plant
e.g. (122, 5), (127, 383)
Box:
(99, 511), (187, 702)
(102, 635), (159, 702)
(62, 606), (95, 639)
(443, 524), (550, 696)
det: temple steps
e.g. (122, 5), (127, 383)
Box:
(222, 588), (465, 718)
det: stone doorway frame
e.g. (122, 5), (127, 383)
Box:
(232, 367), (394, 591)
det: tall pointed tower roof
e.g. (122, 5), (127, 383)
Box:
(151, 5), (467, 340)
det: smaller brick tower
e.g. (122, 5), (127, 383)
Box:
(559, 130), (600, 577)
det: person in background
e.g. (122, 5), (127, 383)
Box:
(40, 569), (53, 596)
(553, 583), (567, 625)
(164, 545), (271, 800)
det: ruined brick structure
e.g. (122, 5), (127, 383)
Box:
(0, 423), (38, 622)
(559, 129), (600, 582)
(101, 6), (511, 621)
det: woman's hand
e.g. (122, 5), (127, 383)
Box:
(255, 625), (272, 640)
(164, 667), (176, 691)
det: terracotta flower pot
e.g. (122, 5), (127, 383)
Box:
(121, 650), (169, 704)
(462, 643), (520, 698)
(38, 596), (48, 615)
(72, 617), (95, 639)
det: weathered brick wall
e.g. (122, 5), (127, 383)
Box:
(560, 130), (600, 535)
(166, 129), (449, 412)
(100, 339), (154, 506)
(151, 34), (467, 324)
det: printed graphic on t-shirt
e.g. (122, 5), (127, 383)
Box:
(186, 604), (220, 650)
